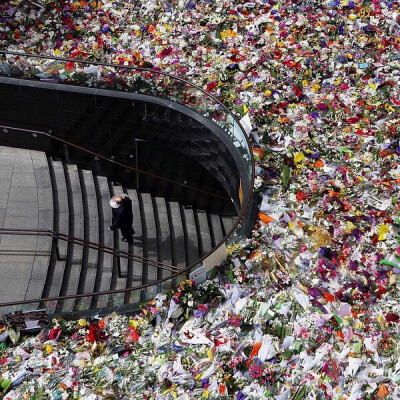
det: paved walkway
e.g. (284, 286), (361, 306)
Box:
(0, 146), (53, 304)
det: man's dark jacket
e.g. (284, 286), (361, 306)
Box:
(110, 196), (134, 232)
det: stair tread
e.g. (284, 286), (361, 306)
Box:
(154, 197), (173, 279)
(111, 185), (128, 290)
(209, 213), (224, 247)
(127, 188), (143, 286)
(168, 202), (186, 268)
(221, 215), (236, 237)
(46, 160), (68, 301)
(182, 207), (200, 265)
(140, 192), (158, 283)
(96, 176), (113, 293)
(196, 210), (212, 256)
(25, 156), (53, 300)
(63, 164), (84, 298)
(80, 170), (99, 296)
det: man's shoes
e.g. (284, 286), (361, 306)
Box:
(121, 238), (133, 243)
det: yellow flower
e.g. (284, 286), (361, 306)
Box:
(207, 348), (213, 359)
(45, 344), (53, 354)
(302, 80), (309, 87)
(346, 221), (356, 233)
(265, 89), (272, 96)
(385, 103), (395, 112)
(277, 41), (285, 47)
(220, 29), (237, 39)
(130, 319), (138, 328)
(378, 224), (389, 241)
(334, 77), (343, 85)
(78, 319), (87, 327)
(294, 152), (305, 163)
(311, 84), (320, 93)
(202, 391), (210, 398)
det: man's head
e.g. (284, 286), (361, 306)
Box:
(115, 194), (124, 204)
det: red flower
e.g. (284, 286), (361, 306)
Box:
(129, 327), (140, 342)
(293, 86), (302, 99)
(206, 82), (217, 92)
(296, 191), (308, 201)
(386, 313), (400, 323)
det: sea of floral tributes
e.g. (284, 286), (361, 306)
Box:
(1, 0), (400, 398)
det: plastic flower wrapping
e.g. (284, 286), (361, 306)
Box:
(1, 0), (400, 398)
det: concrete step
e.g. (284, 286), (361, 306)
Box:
(76, 169), (99, 310)
(60, 163), (84, 312)
(208, 213), (224, 248)
(43, 159), (68, 314)
(168, 202), (186, 269)
(25, 152), (53, 301)
(126, 188), (144, 304)
(92, 175), (113, 309)
(221, 215), (236, 237)
(139, 192), (158, 283)
(181, 206), (200, 265)
(153, 197), (172, 280)
(195, 210), (212, 257)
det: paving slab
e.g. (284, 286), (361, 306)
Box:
(0, 179), (11, 194)
(11, 173), (37, 188)
(0, 262), (33, 279)
(0, 278), (30, 302)
(0, 166), (13, 181)
(8, 187), (37, 202)
(0, 235), (37, 250)
(0, 254), (35, 263)
(3, 216), (38, 229)
(5, 201), (38, 217)
(0, 195), (7, 208)
(34, 166), (52, 188)
(37, 188), (53, 210)
(0, 208), (5, 226)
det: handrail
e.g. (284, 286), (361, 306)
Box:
(0, 228), (180, 273)
(0, 50), (255, 310)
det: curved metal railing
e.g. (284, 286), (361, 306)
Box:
(0, 228), (180, 273)
(0, 50), (255, 315)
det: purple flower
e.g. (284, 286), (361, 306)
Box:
(308, 287), (321, 299)
(194, 309), (206, 318)
(317, 103), (329, 111)
(237, 392), (246, 400)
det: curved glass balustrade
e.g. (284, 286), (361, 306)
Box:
(0, 51), (252, 175)
(0, 51), (255, 316)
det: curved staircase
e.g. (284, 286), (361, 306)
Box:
(0, 146), (236, 313)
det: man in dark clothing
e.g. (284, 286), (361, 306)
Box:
(109, 194), (135, 242)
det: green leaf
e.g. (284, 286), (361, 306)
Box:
(337, 146), (353, 155)
(282, 165), (290, 191)
(8, 327), (20, 345)
(281, 350), (293, 360)
(292, 386), (307, 400)
(208, 267), (218, 280)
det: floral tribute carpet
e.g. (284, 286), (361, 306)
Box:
(1, 0), (400, 398)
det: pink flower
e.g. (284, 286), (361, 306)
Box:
(294, 322), (310, 339)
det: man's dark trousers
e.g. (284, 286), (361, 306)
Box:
(110, 196), (135, 241)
